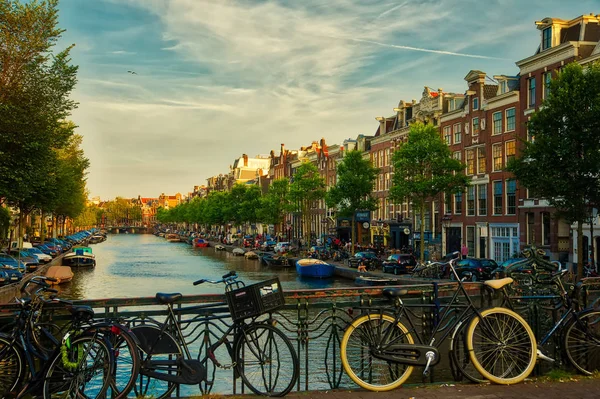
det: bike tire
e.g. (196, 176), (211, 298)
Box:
(564, 309), (600, 375)
(42, 334), (114, 399)
(30, 321), (63, 355)
(235, 323), (299, 397)
(340, 313), (414, 391)
(130, 324), (181, 399)
(466, 307), (536, 385)
(0, 334), (26, 398)
(449, 319), (486, 384)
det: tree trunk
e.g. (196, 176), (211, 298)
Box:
(590, 213), (595, 270)
(40, 210), (46, 242)
(17, 208), (24, 248)
(351, 214), (356, 256)
(577, 220), (584, 280)
(420, 202), (426, 263)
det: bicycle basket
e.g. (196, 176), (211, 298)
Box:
(225, 277), (285, 321)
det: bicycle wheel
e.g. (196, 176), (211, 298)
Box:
(564, 310), (600, 375)
(30, 322), (63, 355)
(43, 334), (114, 399)
(98, 326), (140, 399)
(131, 324), (180, 399)
(0, 335), (26, 398)
(449, 319), (486, 383)
(466, 307), (536, 385)
(340, 313), (414, 391)
(235, 323), (299, 396)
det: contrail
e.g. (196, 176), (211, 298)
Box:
(351, 38), (511, 60)
(377, 2), (409, 19)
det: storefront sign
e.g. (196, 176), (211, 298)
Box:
(355, 211), (371, 222)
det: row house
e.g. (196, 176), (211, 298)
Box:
(440, 70), (520, 262)
(158, 193), (183, 209)
(516, 13), (600, 264)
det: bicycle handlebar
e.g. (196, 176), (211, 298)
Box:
(20, 276), (57, 294)
(193, 271), (238, 286)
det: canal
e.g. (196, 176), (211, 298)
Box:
(59, 233), (351, 300)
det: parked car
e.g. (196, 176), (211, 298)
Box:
(42, 242), (62, 254)
(37, 244), (58, 257)
(347, 251), (382, 270)
(0, 264), (23, 285)
(0, 254), (26, 272)
(261, 240), (277, 251)
(243, 236), (254, 248)
(24, 247), (52, 264)
(452, 258), (498, 281)
(382, 254), (417, 275)
(6, 250), (40, 272)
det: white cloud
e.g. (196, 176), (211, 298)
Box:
(110, 50), (137, 55)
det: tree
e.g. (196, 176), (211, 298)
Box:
(258, 178), (290, 232)
(507, 62), (600, 280)
(390, 122), (469, 262)
(326, 150), (379, 254)
(287, 162), (326, 245)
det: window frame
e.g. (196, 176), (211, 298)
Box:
(472, 117), (480, 136)
(542, 27), (552, 50)
(477, 184), (487, 216)
(472, 97), (479, 111)
(506, 179), (516, 215)
(453, 123), (462, 144)
(454, 190), (463, 215)
(467, 185), (476, 216)
(443, 126), (452, 145)
(492, 143), (502, 172)
(528, 77), (536, 108)
(492, 111), (502, 135)
(466, 149), (475, 176)
(505, 140), (516, 165)
(493, 180), (503, 215)
(477, 147), (486, 175)
(505, 107), (516, 132)
(543, 72), (552, 100)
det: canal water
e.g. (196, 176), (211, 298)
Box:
(59, 233), (349, 300)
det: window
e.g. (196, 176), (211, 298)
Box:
(543, 72), (552, 100)
(448, 99), (456, 111)
(472, 117), (480, 135)
(527, 212), (535, 245)
(506, 108), (516, 131)
(444, 192), (452, 214)
(379, 174), (384, 191)
(505, 141), (516, 165)
(443, 126), (451, 145)
(466, 149), (475, 175)
(385, 148), (390, 166)
(493, 181), (502, 215)
(500, 80), (508, 94)
(477, 147), (486, 174)
(542, 212), (551, 245)
(467, 226), (475, 257)
(473, 97), (479, 111)
(478, 184), (487, 216)
(385, 173), (390, 190)
(467, 186), (475, 216)
(492, 112), (502, 135)
(506, 179), (516, 215)
(455, 191), (463, 214)
(453, 123), (462, 143)
(379, 150), (383, 167)
(453, 151), (461, 161)
(542, 27), (552, 50)
(492, 144), (502, 171)
(528, 77), (536, 107)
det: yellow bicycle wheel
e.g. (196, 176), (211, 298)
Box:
(466, 307), (536, 385)
(340, 313), (414, 391)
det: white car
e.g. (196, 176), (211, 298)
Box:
(274, 242), (290, 253)
(25, 248), (52, 263)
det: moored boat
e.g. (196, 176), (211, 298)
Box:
(166, 233), (180, 242)
(355, 275), (401, 286)
(45, 265), (74, 285)
(215, 244), (226, 251)
(265, 255), (291, 267)
(295, 258), (335, 278)
(244, 251), (259, 260)
(193, 238), (210, 248)
(232, 248), (245, 256)
(62, 247), (96, 268)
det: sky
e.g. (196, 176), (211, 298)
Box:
(56, 0), (599, 200)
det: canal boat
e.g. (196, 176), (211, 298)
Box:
(215, 244), (226, 251)
(192, 238), (210, 248)
(244, 251), (259, 260)
(45, 265), (74, 285)
(232, 248), (245, 256)
(62, 246), (96, 268)
(166, 233), (180, 242)
(264, 255), (291, 267)
(295, 258), (335, 278)
(354, 275), (400, 287)
(88, 234), (106, 244)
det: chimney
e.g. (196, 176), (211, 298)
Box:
(376, 117), (385, 135)
(243, 154), (248, 166)
(280, 143), (285, 155)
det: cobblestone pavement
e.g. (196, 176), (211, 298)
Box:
(270, 379), (600, 399)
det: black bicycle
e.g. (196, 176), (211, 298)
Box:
(0, 276), (115, 399)
(130, 271), (299, 398)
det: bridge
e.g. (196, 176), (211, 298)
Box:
(106, 226), (153, 234)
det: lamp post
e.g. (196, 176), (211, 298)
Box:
(442, 214), (452, 256)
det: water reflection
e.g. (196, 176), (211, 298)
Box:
(60, 234), (349, 300)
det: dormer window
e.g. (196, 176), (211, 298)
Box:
(542, 27), (552, 50)
(499, 80), (508, 94)
(448, 98), (456, 111)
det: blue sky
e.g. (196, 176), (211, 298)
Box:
(57, 0), (599, 199)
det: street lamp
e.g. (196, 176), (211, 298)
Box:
(442, 214), (452, 256)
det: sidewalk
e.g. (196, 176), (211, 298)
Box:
(275, 378), (600, 399)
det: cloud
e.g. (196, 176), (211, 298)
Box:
(110, 50), (137, 55)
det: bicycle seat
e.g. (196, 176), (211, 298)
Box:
(382, 288), (409, 298)
(484, 277), (514, 290)
(156, 293), (183, 304)
(69, 305), (94, 322)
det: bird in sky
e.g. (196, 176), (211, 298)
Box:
(127, 70), (137, 75)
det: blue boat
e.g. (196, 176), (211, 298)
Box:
(295, 258), (335, 278)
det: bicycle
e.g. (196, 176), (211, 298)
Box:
(339, 259), (537, 391)
(0, 276), (115, 399)
(130, 271), (299, 398)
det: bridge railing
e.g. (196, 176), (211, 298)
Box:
(1, 277), (599, 397)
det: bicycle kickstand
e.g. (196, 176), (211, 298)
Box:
(537, 349), (555, 363)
